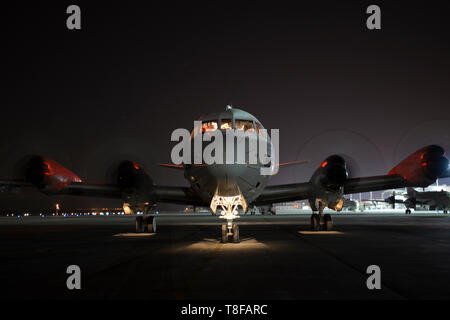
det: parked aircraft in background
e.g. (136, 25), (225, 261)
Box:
(385, 187), (450, 214)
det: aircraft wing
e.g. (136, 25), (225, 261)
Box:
(0, 180), (33, 194)
(151, 185), (207, 206)
(1, 146), (447, 210)
(0, 180), (123, 199)
(158, 160), (308, 170)
(253, 174), (409, 205)
(255, 145), (449, 206)
(253, 182), (312, 205)
(64, 183), (207, 206)
(0, 180), (33, 189)
(0, 180), (206, 206)
(342, 174), (408, 194)
(56, 182), (123, 199)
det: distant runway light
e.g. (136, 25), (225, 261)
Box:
(113, 233), (156, 238)
(298, 231), (344, 235)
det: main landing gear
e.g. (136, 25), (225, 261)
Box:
(310, 203), (333, 231)
(310, 213), (333, 231)
(135, 205), (157, 233)
(136, 215), (157, 233)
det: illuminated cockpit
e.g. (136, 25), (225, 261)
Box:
(235, 119), (255, 132)
(194, 106), (267, 137)
(220, 119), (232, 130)
(201, 121), (218, 132)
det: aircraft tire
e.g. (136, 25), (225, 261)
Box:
(136, 216), (144, 233)
(221, 224), (228, 243)
(145, 216), (157, 233)
(232, 224), (240, 243)
(323, 214), (333, 231)
(311, 214), (320, 231)
(405, 209), (411, 214)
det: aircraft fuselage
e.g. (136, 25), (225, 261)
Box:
(183, 107), (273, 208)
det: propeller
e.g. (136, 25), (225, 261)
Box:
(392, 191), (395, 209)
(337, 153), (361, 179)
(12, 155), (38, 180)
(84, 137), (159, 184)
(3, 134), (75, 181)
(294, 129), (387, 183)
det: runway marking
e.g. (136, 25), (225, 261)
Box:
(113, 233), (156, 237)
(298, 231), (345, 235)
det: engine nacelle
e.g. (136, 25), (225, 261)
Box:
(116, 160), (156, 210)
(389, 145), (449, 187)
(311, 155), (349, 191)
(117, 160), (154, 190)
(328, 198), (345, 211)
(309, 155), (348, 211)
(22, 156), (82, 192)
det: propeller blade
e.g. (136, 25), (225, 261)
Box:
(392, 191), (395, 209)
(337, 153), (361, 179)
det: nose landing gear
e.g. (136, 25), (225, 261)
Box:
(221, 221), (240, 243)
(211, 193), (245, 244)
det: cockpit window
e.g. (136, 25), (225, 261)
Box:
(201, 121), (218, 132)
(235, 120), (255, 132)
(255, 123), (266, 138)
(220, 119), (232, 130)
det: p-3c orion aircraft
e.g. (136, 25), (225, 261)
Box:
(1, 106), (449, 243)
(385, 187), (450, 214)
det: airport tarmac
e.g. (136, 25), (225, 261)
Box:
(1, 213), (450, 300)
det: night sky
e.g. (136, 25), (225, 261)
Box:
(1, 1), (450, 211)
